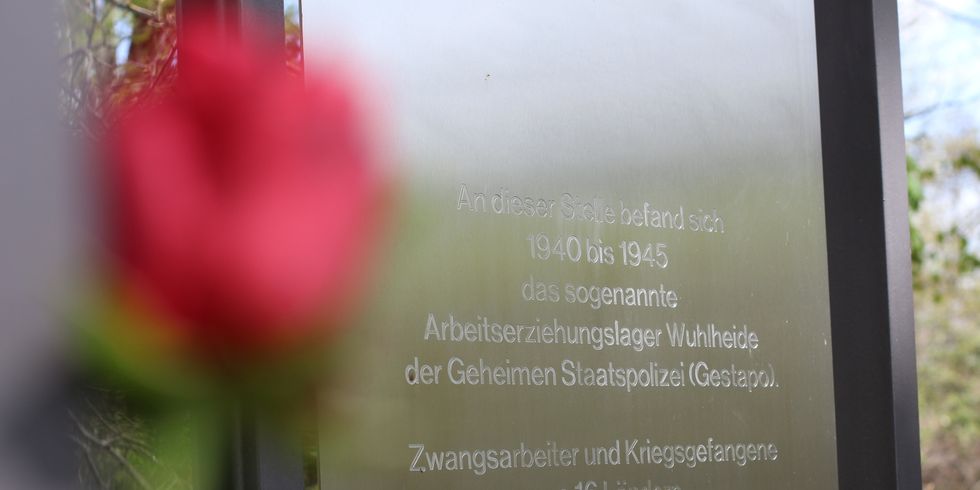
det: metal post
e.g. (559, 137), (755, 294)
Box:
(176, 1), (305, 488)
(178, 0), (285, 50)
(814, 0), (922, 487)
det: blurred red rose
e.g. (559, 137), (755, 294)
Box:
(101, 20), (383, 360)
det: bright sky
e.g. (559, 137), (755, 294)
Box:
(900, 0), (980, 251)
(900, 0), (980, 137)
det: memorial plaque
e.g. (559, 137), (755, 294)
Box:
(305, 1), (839, 488)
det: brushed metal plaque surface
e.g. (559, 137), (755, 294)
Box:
(305, 2), (837, 488)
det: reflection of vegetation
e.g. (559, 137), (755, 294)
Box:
(908, 136), (980, 489)
(286, 1), (304, 74)
(58, 0), (178, 140)
(58, 1), (311, 489)
(59, 1), (184, 486)
(73, 389), (197, 489)
(58, 0), (303, 140)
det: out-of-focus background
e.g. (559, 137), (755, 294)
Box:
(900, 0), (980, 487)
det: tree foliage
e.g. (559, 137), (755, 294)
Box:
(908, 135), (980, 489)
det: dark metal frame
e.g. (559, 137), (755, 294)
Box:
(177, 0), (284, 46)
(178, 0), (922, 487)
(815, 0), (922, 487)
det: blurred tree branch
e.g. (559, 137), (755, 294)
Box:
(904, 0), (980, 121)
(58, 0), (177, 141)
(919, 0), (980, 27)
(106, 0), (158, 20)
(905, 93), (980, 121)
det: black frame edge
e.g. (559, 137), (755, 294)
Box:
(814, 0), (922, 488)
(873, 0), (923, 486)
(178, 0), (285, 49)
